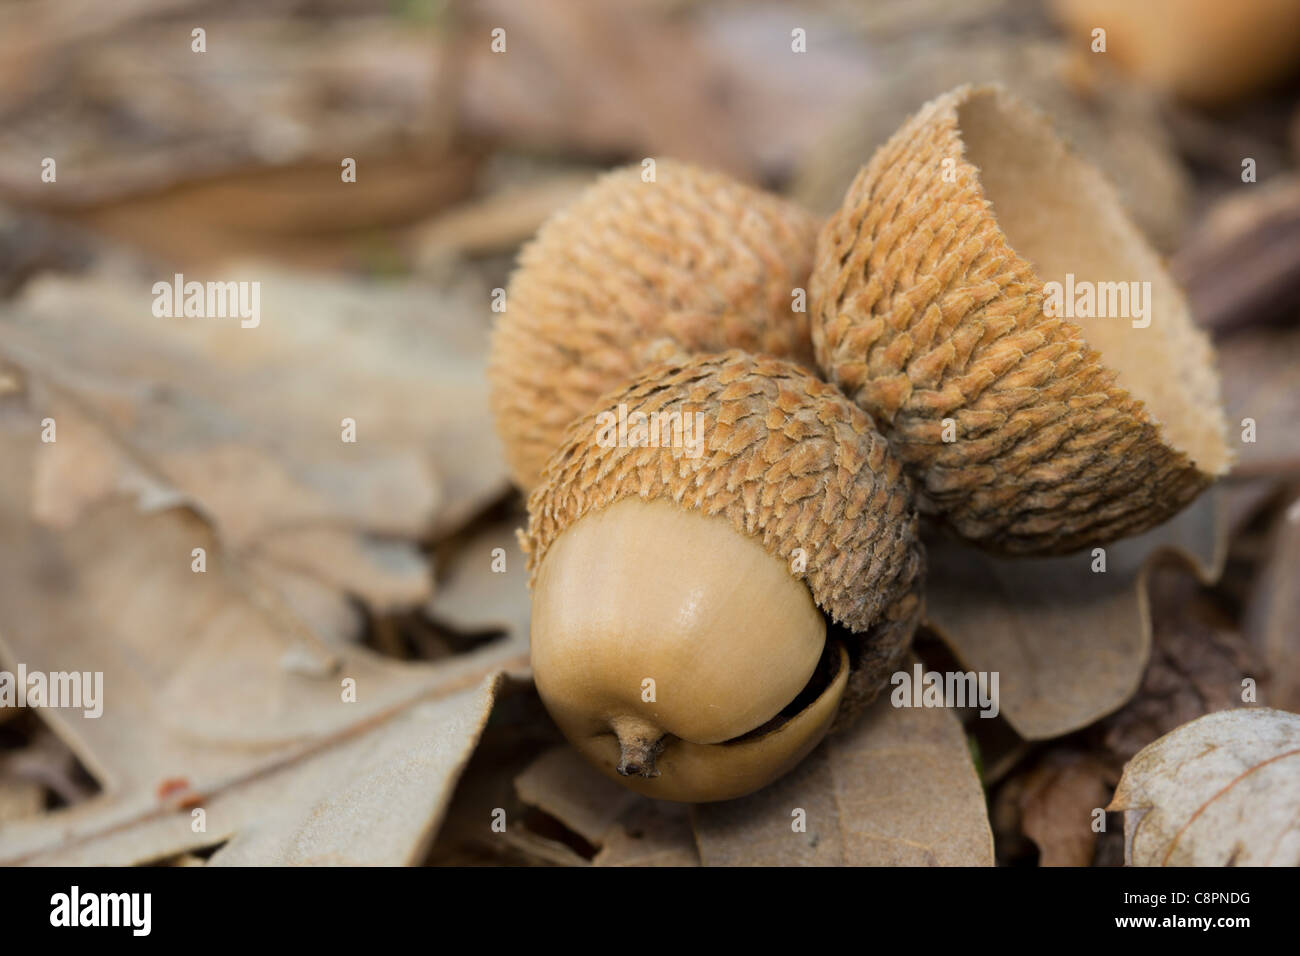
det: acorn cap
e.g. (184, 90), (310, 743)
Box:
(490, 160), (819, 491)
(811, 85), (1231, 555)
(522, 351), (924, 723)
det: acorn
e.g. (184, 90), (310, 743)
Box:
(811, 85), (1231, 555)
(489, 160), (819, 490)
(1052, 0), (1300, 106)
(522, 351), (923, 802)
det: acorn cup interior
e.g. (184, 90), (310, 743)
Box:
(956, 89), (1231, 477)
(530, 497), (849, 803)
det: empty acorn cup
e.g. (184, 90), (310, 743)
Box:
(811, 84), (1231, 555)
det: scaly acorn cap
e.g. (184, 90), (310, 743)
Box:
(811, 85), (1232, 555)
(489, 160), (819, 490)
(522, 351), (925, 730)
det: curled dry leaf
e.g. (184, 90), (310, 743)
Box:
(690, 685), (993, 866)
(925, 491), (1225, 740)
(0, 392), (528, 865)
(1108, 708), (1300, 866)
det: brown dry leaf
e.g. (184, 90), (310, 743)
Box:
(0, 267), (508, 611)
(1016, 752), (1113, 867)
(0, 6), (479, 268)
(0, 9), (459, 205)
(1172, 178), (1300, 334)
(68, 154), (481, 271)
(690, 689), (993, 866)
(427, 518), (530, 642)
(250, 529), (431, 615)
(511, 746), (699, 867)
(1216, 326), (1300, 478)
(925, 492), (1226, 741)
(0, 390), (528, 864)
(0, 777), (44, 824)
(593, 801), (699, 867)
(242, 556), (362, 648)
(996, 567), (1264, 866)
(1108, 708), (1300, 866)
(412, 171), (596, 265)
(513, 746), (638, 848)
(688, 4), (879, 176)
(1100, 568), (1265, 763)
(1243, 493), (1300, 712)
(458, 0), (756, 180)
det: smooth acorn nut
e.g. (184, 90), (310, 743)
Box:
(522, 352), (924, 802)
(488, 159), (819, 491)
(812, 85), (1232, 555)
(1053, 0), (1300, 106)
(532, 498), (850, 801)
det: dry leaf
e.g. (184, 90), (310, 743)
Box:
(511, 746), (699, 867)
(1216, 326), (1300, 478)
(242, 556), (362, 647)
(1243, 494), (1300, 712)
(69, 154), (481, 271)
(0, 777), (44, 824)
(1172, 178), (1300, 334)
(459, 0), (756, 180)
(995, 566), (1264, 866)
(1101, 569), (1264, 763)
(514, 747), (638, 848)
(691, 688), (993, 866)
(427, 518), (530, 641)
(0, 9), (458, 205)
(0, 393), (527, 864)
(1108, 708), (1300, 866)
(925, 492), (1225, 740)
(1016, 752), (1113, 867)
(412, 172), (596, 264)
(0, 267), (508, 612)
(593, 801), (699, 868)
